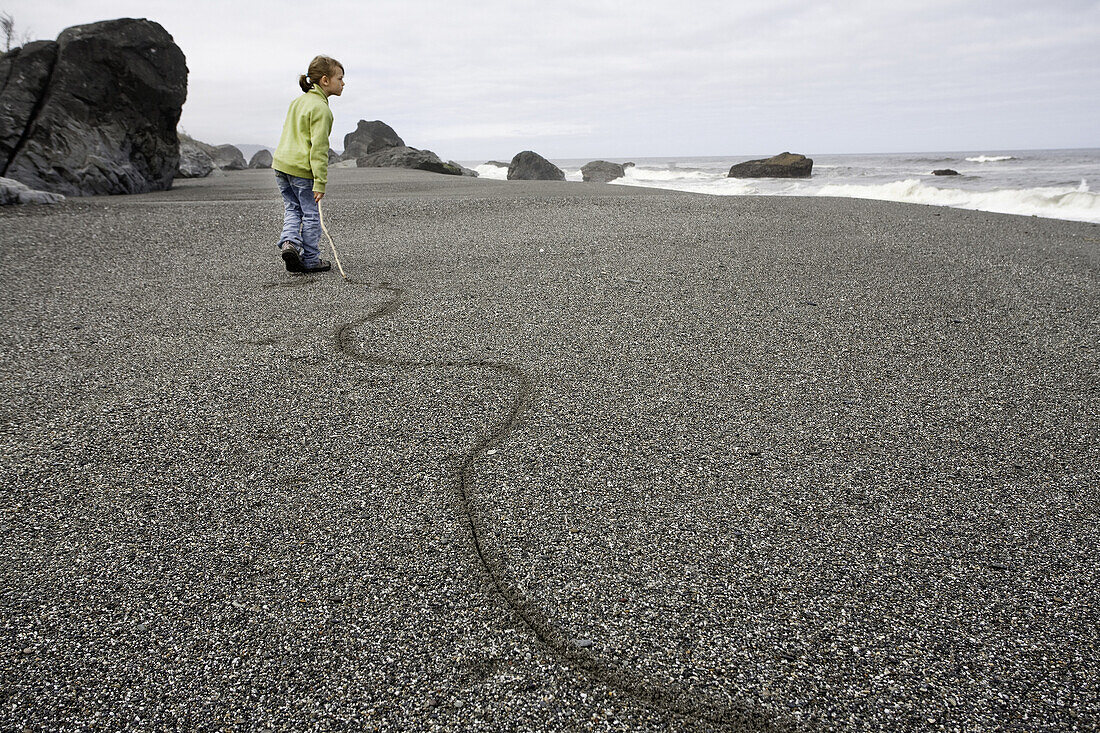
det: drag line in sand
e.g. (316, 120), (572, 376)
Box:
(259, 274), (788, 732)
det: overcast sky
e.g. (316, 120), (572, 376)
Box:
(7, 0), (1100, 160)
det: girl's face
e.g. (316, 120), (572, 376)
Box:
(319, 68), (345, 97)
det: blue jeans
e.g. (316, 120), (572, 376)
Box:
(275, 171), (321, 267)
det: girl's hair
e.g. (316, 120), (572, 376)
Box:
(299, 55), (344, 92)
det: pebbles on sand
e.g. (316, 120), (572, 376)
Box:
(1, 168), (1096, 731)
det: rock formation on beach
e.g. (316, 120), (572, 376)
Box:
(210, 144), (246, 171)
(581, 160), (626, 183)
(176, 138), (328, 177)
(176, 134), (215, 178)
(344, 119), (473, 176)
(0, 18), (188, 196)
(507, 151), (565, 181)
(356, 146), (474, 177)
(342, 120), (405, 161)
(727, 152), (813, 178)
(0, 41), (56, 170)
(0, 176), (65, 205)
(248, 150), (273, 169)
(176, 136), (258, 177)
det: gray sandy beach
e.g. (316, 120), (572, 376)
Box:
(1, 168), (1097, 731)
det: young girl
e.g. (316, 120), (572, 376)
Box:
(272, 55), (345, 273)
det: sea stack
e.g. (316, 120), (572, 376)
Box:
(342, 120), (405, 160)
(507, 151), (565, 181)
(581, 160), (626, 183)
(728, 152), (813, 178)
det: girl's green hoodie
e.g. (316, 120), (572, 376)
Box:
(272, 85), (333, 193)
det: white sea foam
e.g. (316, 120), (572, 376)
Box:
(610, 173), (766, 196)
(468, 151), (1099, 224)
(815, 179), (1100, 223)
(620, 166), (714, 182)
(607, 168), (1099, 223)
(474, 163), (508, 180)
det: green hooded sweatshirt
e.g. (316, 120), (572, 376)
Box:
(273, 85), (333, 193)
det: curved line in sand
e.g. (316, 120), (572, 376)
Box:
(270, 276), (786, 732)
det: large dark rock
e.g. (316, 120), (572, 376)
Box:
(212, 144), (246, 170)
(357, 145), (471, 176)
(176, 133), (215, 178)
(0, 41), (59, 170)
(507, 151), (565, 181)
(581, 160), (625, 183)
(248, 149), (272, 169)
(727, 152), (812, 178)
(932, 169), (960, 176)
(342, 120), (405, 160)
(0, 19), (188, 196)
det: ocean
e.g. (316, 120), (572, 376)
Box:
(469, 149), (1100, 224)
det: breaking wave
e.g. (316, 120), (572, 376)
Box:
(619, 166), (714, 182)
(474, 163), (509, 180)
(466, 151), (1099, 223)
(815, 179), (1099, 223)
(608, 174), (1098, 223)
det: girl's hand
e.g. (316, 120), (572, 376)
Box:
(314, 191), (325, 203)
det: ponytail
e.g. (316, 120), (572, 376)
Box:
(299, 55), (343, 93)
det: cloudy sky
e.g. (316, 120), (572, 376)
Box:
(7, 0), (1100, 160)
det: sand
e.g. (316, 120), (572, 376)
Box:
(1, 167), (1097, 731)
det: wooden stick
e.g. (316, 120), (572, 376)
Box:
(318, 200), (348, 281)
